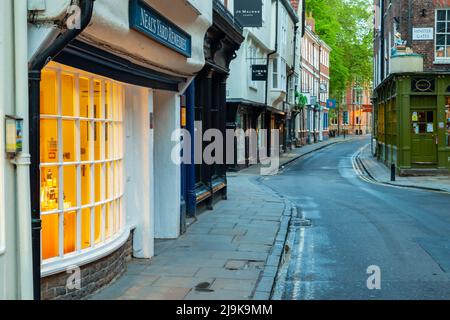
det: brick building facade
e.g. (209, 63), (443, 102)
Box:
(373, 0), (450, 175)
(374, 0), (450, 86)
(299, 16), (331, 144)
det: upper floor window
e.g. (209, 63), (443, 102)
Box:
(272, 58), (279, 89)
(248, 45), (258, 89)
(436, 9), (450, 60)
(272, 57), (287, 91)
(279, 7), (288, 55)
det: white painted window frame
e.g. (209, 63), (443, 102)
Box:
(0, 100), (4, 255)
(435, 8), (450, 63)
(40, 63), (126, 269)
(248, 44), (258, 90)
(272, 57), (279, 90)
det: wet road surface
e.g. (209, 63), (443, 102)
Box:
(268, 137), (450, 300)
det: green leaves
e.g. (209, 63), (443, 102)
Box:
(306, 0), (373, 100)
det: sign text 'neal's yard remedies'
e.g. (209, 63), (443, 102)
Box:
(129, 0), (192, 57)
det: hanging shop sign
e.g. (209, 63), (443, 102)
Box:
(129, 0), (192, 57)
(252, 64), (268, 81)
(326, 99), (337, 109)
(301, 92), (311, 105)
(234, 0), (263, 27)
(320, 83), (328, 93)
(412, 28), (434, 41)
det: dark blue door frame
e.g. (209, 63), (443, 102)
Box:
(181, 81), (196, 234)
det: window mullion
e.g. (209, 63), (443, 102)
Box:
(56, 70), (64, 258)
(100, 81), (106, 242)
(74, 74), (82, 252)
(120, 87), (125, 230)
(89, 78), (95, 248)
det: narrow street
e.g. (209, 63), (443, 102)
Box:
(269, 137), (450, 300)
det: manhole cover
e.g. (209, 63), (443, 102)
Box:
(291, 218), (312, 227)
(195, 282), (214, 292)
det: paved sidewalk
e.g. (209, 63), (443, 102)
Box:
(91, 175), (287, 300)
(90, 136), (360, 300)
(358, 143), (450, 193)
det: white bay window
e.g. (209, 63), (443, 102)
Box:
(40, 62), (125, 265)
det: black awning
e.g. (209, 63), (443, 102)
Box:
(54, 39), (185, 91)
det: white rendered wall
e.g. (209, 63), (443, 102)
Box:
(0, 0), (30, 299)
(154, 90), (181, 239)
(29, 0), (212, 78)
(82, 0), (211, 77)
(228, 0), (273, 105)
(124, 86), (155, 258)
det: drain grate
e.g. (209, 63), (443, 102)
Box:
(291, 218), (312, 227)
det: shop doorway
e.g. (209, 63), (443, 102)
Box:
(411, 110), (438, 164)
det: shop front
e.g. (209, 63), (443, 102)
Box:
(29, 0), (211, 299)
(39, 62), (127, 264)
(192, 0), (244, 211)
(226, 100), (266, 170)
(373, 73), (450, 175)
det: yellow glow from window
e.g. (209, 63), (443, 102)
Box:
(40, 63), (124, 261)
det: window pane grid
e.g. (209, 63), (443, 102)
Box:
(436, 10), (450, 59)
(40, 63), (124, 261)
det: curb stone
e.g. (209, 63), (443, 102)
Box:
(252, 200), (294, 300)
(250, 139), (359, 299)
(356, 150), (450, 194)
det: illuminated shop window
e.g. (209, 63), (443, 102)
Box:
(446, 97), (450, 147)
(40, 62), (125, 261)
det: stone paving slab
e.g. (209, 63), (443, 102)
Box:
(90, 173), (286, 300)
(89, 138), (348, 300)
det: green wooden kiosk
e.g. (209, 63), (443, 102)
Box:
(373, 72), (450, 175)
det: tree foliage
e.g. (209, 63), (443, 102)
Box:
(305, 0), (373, 101)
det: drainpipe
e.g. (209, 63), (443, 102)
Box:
(380, 0), (385, 80)
(28, 0), (95, 300)
(408, 0), (412, 46)
(11, 0), (34, 300)
(265, 0), (279, 156)
(265, 0), (279, 108)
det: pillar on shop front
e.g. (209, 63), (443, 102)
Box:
(154, 90), (181, 238)
(185, 82), (196, 217)
(125, 87), (154, 258)
(219, 74), (228, 199)
(204, 69), (214, 210)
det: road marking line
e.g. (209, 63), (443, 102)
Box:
(351, 145), (450, 195)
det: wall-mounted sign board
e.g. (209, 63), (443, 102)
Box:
(413, 28), (434, 41)
(129, 0), (192, 57)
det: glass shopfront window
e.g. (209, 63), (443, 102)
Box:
(40, 62), (124, 261)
